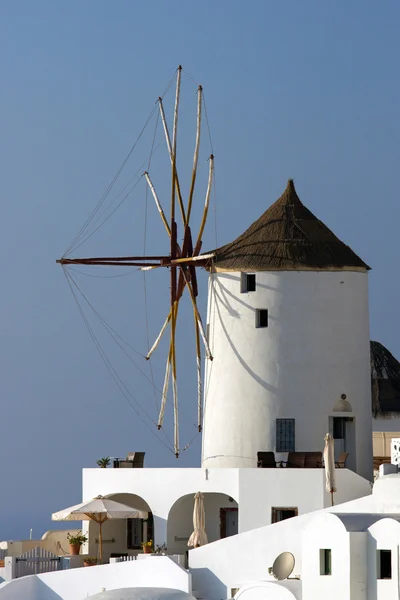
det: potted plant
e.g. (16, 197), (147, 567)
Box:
(96, 457), (110, 468)
(141, 539), (153, 554)
(154, 543), (167, 555)
(67, 531), (88, 555)
(83, 557), (98, 567)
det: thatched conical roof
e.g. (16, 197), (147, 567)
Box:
(371, 341), (400, 417)
(211, 179), (369, 271)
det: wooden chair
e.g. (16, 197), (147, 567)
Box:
(257, 451), (281, 468)
(335, 452), (349, 468)
(282, 452), (305, 468)
(304, 452), (323, 468)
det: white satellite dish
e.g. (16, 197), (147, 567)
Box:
(271, 551), (295, 580)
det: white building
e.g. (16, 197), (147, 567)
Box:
(203, 179), (372, 480)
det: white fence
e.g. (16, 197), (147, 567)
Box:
(2, 546), (63, 579)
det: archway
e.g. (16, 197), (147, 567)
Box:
(167, 492), (239, 555)
(86, 493), (153, 561)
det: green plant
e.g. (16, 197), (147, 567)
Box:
(84, 557), (98, 565)
(141, 539), (153, 548)
(67, 531), (88, 546)
(154, 543), (167, 555)
(96, 457), (111, 468)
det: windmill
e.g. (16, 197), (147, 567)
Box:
(57, 66), (215, 458)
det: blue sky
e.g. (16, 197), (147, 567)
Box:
(1, 1), (399, 539)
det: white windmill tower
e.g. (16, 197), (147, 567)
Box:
(202, 179), (373, 481)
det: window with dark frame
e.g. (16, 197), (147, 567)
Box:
(377, 550), (392, 579)
(276, 418), (295, 452)
(127, 514), (153, 550)
(320, 549), (332, 576)
(271, 507), (298, 523)
(256, 309), (268, 328)
(241, 273), (256, 293)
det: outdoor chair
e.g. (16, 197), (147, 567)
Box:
(304, 452), (323, 468)
(335, 452), (349, 468)
(126, 452), (145, 468)
(281, 452), (305, 468)
(257, 451), (281, 468)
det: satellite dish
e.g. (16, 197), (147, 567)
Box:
(271, 552), (295, 580)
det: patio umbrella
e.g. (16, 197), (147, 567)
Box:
(52, 495), (148, 561)
(187, 492), (208, 548)
(323, 433), (337, 506)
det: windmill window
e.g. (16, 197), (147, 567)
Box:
(276, 419), (295, 452)
(241, 273), (256, 293)
(256, 309), (268, 328)
(320, 549), (332, 576)
(377, 550), (392, 579)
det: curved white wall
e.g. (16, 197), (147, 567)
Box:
(202, 270), (372, 480)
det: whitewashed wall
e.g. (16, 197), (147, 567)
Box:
(202, 270), (372, 480)
(0, 556), (191, 600)
(302, 513), (366, 600)
(0, 530), (80, 558)
(82, 467), (371, 554)
(367, 518), (400, 600)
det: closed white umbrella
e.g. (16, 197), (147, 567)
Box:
(323, 433), (337, 506)
(52, 495), (147, 561)
(187, 492), (208, 548)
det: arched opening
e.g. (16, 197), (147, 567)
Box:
(167, 492), (239, 555)
(86, 493), (153, 562)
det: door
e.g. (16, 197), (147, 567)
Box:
(330, 416), (356, 470)
(220, 508), (238, 538)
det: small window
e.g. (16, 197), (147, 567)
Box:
(271, 507), (298, 523)
(320, 549), (332, 576)
(276, 418), (295, 452)
(377, 550), (392, 579)
(241, 273), (256, 293)
(256, 309), (268, 328)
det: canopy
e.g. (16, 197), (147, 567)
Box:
(52, 496), (148, 522)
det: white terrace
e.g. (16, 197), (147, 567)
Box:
(81, 462), (371, 562)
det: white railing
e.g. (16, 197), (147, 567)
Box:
(109, 555), (137, 563)
(3, 546), (63, 579)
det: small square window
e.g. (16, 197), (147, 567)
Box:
(271, 507), (298, 523)
(256, 309), (268, 328)
(276, 419), (295, 452)
(241, 273), (256, 293)
(320, 549), (332, 576)
(377, 550), (392, 579)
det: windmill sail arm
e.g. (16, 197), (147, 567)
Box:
(187, 85), (202, 224)
(146, 312), (172, 360)
(196, 154), (214, 246)
(144, 172), (171, 236)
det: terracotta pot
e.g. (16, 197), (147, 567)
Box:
(84, 561), (97, 567)
(69, 543), (81, 556)
(143, 546), (152, 554)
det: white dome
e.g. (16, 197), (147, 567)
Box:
(87, 588), (195, 600)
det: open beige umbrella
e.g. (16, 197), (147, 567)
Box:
(52, 495), (147, 561)
(323, 433), (337, 506)
(187, 492), (208, 548)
